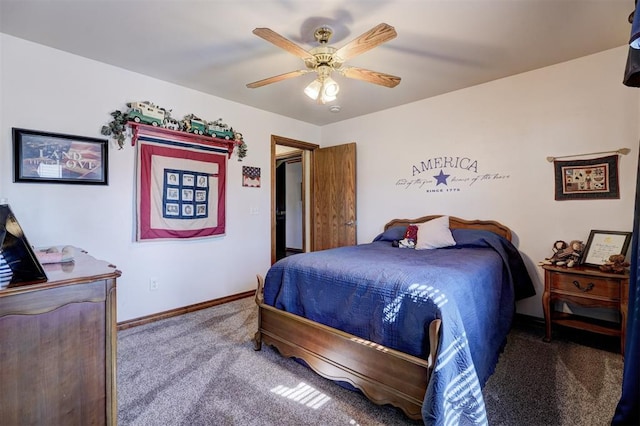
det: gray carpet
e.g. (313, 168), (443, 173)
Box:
(117, 297), (623, 425)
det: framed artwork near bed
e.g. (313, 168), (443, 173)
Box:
(553, 155), (619, 200)
(13, 127), (108, 185)
(581, 230), (632, 267)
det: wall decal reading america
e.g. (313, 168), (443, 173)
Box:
(411, 156), (479, 175)
(396, 155), (510, 194)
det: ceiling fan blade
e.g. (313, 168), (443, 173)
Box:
(246, 70), (310, 88)
(340, 67), (401, 88)
(334, 23), (397, 62)
(252, 28), (315, 61)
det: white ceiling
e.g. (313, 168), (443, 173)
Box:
(0, 0), (634, 126)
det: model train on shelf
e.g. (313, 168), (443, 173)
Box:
(126, 101), (238, 140)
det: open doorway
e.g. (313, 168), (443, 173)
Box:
(275, 152), (303, 260)
(271, 135), (319, 264)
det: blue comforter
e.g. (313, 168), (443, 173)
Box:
(264, 229), (534, 425)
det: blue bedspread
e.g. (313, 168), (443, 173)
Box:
(264, 229), (534, 425)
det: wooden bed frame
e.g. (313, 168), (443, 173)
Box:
(253, 215), (512, 420)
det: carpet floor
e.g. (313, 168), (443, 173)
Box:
(117, 297), (623, 425)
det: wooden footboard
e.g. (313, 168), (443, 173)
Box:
(254, 275), (441, 420)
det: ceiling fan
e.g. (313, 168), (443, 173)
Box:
(246, 23), (401, 104)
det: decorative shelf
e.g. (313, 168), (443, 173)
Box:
(128, 122), (241, 159)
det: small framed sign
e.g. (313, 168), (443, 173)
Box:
(13, 127), (108, 185)
(242, 166), (261, 187)
(581, 230), (632, 267)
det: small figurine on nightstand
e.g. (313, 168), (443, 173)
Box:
(540, 240), (584, 267)
(541, 240), (568, 264)
(599, 254), (630, 274)
(564, 240), (585, 267)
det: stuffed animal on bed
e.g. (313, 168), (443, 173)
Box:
(397, 238), (415, 249)
(392, 224), (417, 248)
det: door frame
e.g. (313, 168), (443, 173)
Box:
(271, 135), (319, 264)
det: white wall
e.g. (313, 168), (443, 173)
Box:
(0, 34), (320, 321)
(322, 46), (639, 318)
(2, 34), (638, 322)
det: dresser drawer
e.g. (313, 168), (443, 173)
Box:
(550, 272), (620, 300)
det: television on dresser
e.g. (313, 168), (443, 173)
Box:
(0, 203), (47, 288)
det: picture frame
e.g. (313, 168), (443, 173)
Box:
(13, 127), (108, 185)
(581, 230), (632, 267)
(242, 166), (261, 188)
(553, 155), (619, 201)
(0, 203), (48, 288)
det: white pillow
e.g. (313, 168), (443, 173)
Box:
(415, 216), (456, 250)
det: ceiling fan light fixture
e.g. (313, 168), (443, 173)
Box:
(319, 91), (337, 104)
(304, 76), (339, 104)
(323, 77), (339, 97)
(319, 85), (338, 104)
(304, 79), (322, 100)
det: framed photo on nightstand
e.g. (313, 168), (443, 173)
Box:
(581, 230), (632, 267)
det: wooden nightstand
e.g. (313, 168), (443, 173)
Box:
(542, 264), (629, 355)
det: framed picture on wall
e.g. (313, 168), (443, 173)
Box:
(553, 155), (619, 200)
(13, 127), (108, 185)
(581, 230), (632, 267)
(242, 166), (261, 187)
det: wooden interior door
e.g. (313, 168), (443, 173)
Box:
(312, 143), (357, 251)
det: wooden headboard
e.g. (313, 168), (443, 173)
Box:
(384, 215), (512, 242)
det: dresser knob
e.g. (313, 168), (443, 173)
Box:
(573, 280), (594, 292)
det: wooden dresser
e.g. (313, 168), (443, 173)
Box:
(542, 264), (629, 355)
(0, 248), (121, 425)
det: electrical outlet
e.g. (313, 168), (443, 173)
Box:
(149, 278), (159, 291)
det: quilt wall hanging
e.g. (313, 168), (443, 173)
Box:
(553, 154), (620, 201)
(136, 129), (226, 241)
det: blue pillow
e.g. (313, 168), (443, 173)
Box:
(451, 228), (507, 246)
(372, 225), (407, 242)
